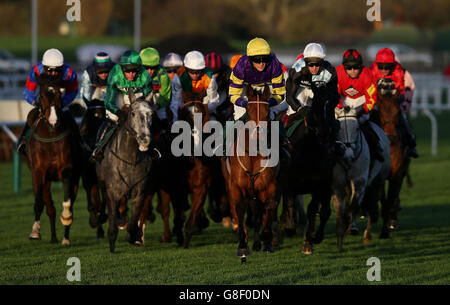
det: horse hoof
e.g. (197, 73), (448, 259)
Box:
(60, 215), (73, 226)
(29, 232), (41, 240)
(237, 247), (250, 257)
(363, 238), (371, 245)
(347, 227), (360, 236)
(261, 244), (274, 254)
(61, 238), (70, 246)
(222, 217), (232, 228)
(388, 219), (398, 230)
(241, 257), (247, 264)
(134, 240), (144, 247)
(301, 242), (313, 255)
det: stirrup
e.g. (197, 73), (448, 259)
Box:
(89, 148), (104, 163)
(150, 148), (162, 160)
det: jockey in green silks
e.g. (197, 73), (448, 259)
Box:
(90, 49), (154, 162)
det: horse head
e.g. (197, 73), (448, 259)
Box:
(126, 92), (154, 152)
(376, 78), (401, 136)
(245, 84), (270, 126)
(335, 105), (361, 158)
(36, 74), (64, 130)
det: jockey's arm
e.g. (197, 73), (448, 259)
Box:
(285, 68), (303, 111)
(270, 71), (286, 106)
(170, 74), (182, 122)
(80, 70), (93, 102)
(156, 72), (172, 108)
(325, 71), (340, 109)
(206, 77), (220, 113)
(62, 70), (79, 107)
(228, 70), (247, 107)
(23, 66), (39, 105)
(104, 81), (120, 115)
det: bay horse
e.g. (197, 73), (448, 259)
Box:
(96, 92), (155, 253)
(332, 104), (390, 250)
(177, 96), (215, 248)
(26, 75), (81, 245)
(80, 98), (107, 239)
(371, 78), (411, 236)
(279, 87), (335, 254)
(222, 84), (280, 262)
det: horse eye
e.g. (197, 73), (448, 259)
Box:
(132, 112), (136, 117)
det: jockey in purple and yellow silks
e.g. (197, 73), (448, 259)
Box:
(228, 37), (290, 159)
(229, 37), (286, 121)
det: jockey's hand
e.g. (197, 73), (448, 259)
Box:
(235, 98), (248, 108)
(268, 97), (278, 107)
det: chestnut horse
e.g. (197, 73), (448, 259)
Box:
(222, 85), (280, 261)
(371, 78), (411, 236)
(26, 75), (81, 245)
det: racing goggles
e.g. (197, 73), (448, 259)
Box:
(377, 63), (395, 70)
(44, 66), (63, 73)
(306, 61), (322, 68)
(250, 55), (271, 64)
(144, 65), (159, 70)
(121, 66), (140, 74)
(186, 68), (203, 75)
(344, 64), (361, 70)
(165, 67), (178, 73)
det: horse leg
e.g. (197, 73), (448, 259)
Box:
(261, 198), (278, 253)
(297, 195), (307, 237)
(117, 197), (129, 230)
(380, 179), (401, 238)
(29, 172), (45, 241)
(312, 192), (331, 244)
(137, 193), (154, 246)
(362, 183), (381, 244)
(302, 195), (320, 254)
(61, 168), (77, 245)
(251, 199), (263, 251)
(107, 193), (119, 253)
(236, 198), (250, 258)
(127, 190), (146, 247)
(184, 185), (207, 248)
(42, 181), (58, 244)
(332, 193), (346, 252)
(171, 191), (187, 246)
(159, 189), (172, 243)
(280, 191), (297, 237)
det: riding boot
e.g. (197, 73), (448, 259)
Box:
(90, 122), (115, 163)
(279, 122), (291, 161)
(16, 107), (39, 154)
(400, 113), (419, 158)
(16, 123), (30, 154)
(360, 122), (384, 162)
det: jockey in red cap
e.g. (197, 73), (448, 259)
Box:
(336, 48), (384, 162)
(370, 48), (418, 158)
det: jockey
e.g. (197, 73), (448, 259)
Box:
(336, 48), (384, 162)
(205, 52), (233, 122)
(370, 48), (418, 158)
(17, 48), (79, 153)
(162, 52), (183, 81)
(80, 52), (115, 102)
(286, 43), (342, 154)
(228, 37), (289, 157)
(140, 47), (173, 131)
(172, 50), (220, 120)
(90, 49), (155, 162)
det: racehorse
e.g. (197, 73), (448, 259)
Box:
(222, 84), (280, 261)
(279, 88), (335, 254)
(96, 92), (155, 253)
(332, 104), (390, 250)
(177, 96), (215, 248)
(80, 98), (107, 239)
(371, 78), (411, 235)
(26, 75), (81, 245)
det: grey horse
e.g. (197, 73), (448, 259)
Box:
(332, 104), (390, 251)
(96, 94), (155, 253)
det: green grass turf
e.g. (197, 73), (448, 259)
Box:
(0, 112), (449, 285)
